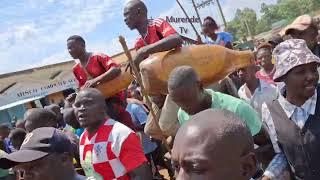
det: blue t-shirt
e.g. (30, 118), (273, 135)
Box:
(205, 32), (233, 46)
(126, 103), (157, 154)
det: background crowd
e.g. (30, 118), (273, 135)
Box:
(1, 0), (320, 180)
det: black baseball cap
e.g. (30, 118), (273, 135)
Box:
(0, 127), (73, 169)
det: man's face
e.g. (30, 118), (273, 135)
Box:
(292, 26), (319, 50)
(256, 48), (273, 70)
(14, 154), (61, 180)
(171, 130), (246, 180)
(124, 5), (140, 30)
(169, 84), (203, 115)
(237, 66), (256, 83)
(284, 62), (319, 100)
(73, 92), (104, 128)
(67, 39), (84, 59)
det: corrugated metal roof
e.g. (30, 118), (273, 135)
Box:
(0, 96), (44, 111)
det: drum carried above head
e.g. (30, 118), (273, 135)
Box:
(96, 45), (254, 97)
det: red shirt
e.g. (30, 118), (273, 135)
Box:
(72, 53), (118, 87)
(79, 118), (147, 180)
(72, 53), (136, 130)
(135, 18), (178, 50)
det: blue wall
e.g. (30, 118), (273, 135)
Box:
(0, 104), (26, 126)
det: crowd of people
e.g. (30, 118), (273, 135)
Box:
(0, 0), (320, 179)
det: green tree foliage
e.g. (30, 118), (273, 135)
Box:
(227, 8), (257, 40)
(227, 0), (320, 40)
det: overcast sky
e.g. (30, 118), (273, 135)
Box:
(0, 0), (277, 74)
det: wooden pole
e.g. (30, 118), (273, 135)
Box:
(118, 36), (172, 153)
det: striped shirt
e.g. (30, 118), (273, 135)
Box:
(79, 119), (147, 180)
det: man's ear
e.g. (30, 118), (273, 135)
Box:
(240, 152), (257, 179)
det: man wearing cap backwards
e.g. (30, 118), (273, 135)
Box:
(261, 39), (320, 180)
(172, 109), (257, 180)
(73, 88), (152, 180)
(284, 14), (320, 57)
(0, 127), (86, 180)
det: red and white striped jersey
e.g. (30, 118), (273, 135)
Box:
(79, 118), (147, 180)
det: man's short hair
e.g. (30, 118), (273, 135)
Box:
(24, 108), (57, 132)
(9, 128), (26, 141)
(67, 35), (85, 45)
(127, 0), (148, 14)
(168, 66), (199, 90)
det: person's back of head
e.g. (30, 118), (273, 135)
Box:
(0, 124), (10, 140)
(45, 104), (64, 128)
(24, 108), (58, 132)
(8, 128), (26, 150)
(62, 108), (80, 129)
(172, 109), (256, 180)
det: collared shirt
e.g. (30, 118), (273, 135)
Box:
(238, 80), (278, 116)
(262, 87), (318, 179)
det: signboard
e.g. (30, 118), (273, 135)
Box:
(0, 72), (78, 106)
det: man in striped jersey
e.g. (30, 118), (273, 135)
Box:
(74, 88), (152, 180)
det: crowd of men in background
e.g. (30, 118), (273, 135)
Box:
(0, 0), (320, 179)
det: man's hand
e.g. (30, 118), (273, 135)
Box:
(82, 79), (98, 89)
(65, 93), (77, 105)
(133, 47), (150, 71)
